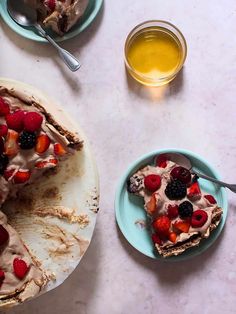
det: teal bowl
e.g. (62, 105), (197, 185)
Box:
(0, 0), (103, 42)
(115, 148), (228, 261)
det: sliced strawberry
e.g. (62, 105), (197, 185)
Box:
(169, 232), (177, 243)
(13, 258), (29, 279)
(3, 168), (15, 181)
(24, 112), (43, 132)
(151, 233), (163, 245)
(54, 143), (66, 156)
(13, 170), (31, 184)
(0, 97), (10, 116)
(5, 110), (25, 132)
(152, 216), (171, 236)
(0, 125), (8, 137)
(0, 225), (9, 246)
(35, 134), (51, 154)
(173, 220), (190, 233)
(155, 154), (168, 168)
(187, 182), (201, 200)
(0, 269), (5, 286)
(4, 130), (19, 157)
(146, 194), (157, 215)
(204, 194), (217, 204)
(35, 157), (58, 169)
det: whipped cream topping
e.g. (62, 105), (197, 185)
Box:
(129, 160), (222, 248)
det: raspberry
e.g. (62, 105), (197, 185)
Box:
(165, 179), (186, 200)
(0, 269), (5, 286)
(170, 166), (191, 184)
(0, 225), (9, 246)
(167, 204), (179, 219)
(24, 112), (43, 132)
(0, 97), (10, 116)
(152, 216), (170, 236)
(6, 110), (25, 132)
(204, 195), (217, 204)
(0, 124), (8, 137)
(178, 201), (193, 219)
(151, 233), (163, 245)
(0, 154), (9, 175)
(144, 174), (161, 192)
(191, 210), (208, 228)
(13, 258), (29, 279)
(19, 131), (36, 149)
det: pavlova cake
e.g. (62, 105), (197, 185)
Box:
(127, 154), (223, 257)
(24, 0), (89, 34)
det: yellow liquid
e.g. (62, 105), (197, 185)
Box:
(127, 27), (183, 85)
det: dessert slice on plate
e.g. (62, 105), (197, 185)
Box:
(24, 0), (89, 34)
(127, 154), (223, 258)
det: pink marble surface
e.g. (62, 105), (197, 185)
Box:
(1, 0), (236, 313)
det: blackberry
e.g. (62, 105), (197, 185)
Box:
(165, 179), (186, 200)
(19, 131), (36, 149)
(0, 154), (9, 175)
(178, 201), (193, 219)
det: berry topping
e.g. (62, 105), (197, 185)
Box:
(173, 220), (190, 233)
(13, 258), (29, 279)
(170, 166), (191, 184)
(24, 112), (43, 132)
(4, 130), (19, 157)
(191, 210), (208, 228)
(152, 216), (171, 236)
(155, 154), (168, 168)
(204, 195), (217, 204)
(167, 204), (179, 219)
(36, 134), (51, 154)
(178, 201), (193, 219)
(13, 170), (31, 184)
(6, 110), (25, 132)
(151, 233), (163, 245)
(187, 182), (201, 200)
(169, 232), (177, 243)
(44, 0), (56, 11)
(0, 154), (9, 175)
(3, 168), (15, 181)
(0, 97), (10, 116)
(0, 225), (9, 246)
(54, 143), (66, 156)
(0, 125), (8, 137)
(144, 174), (161, 192)
(165, 179), (187, 200)
(0, 269), (5, 286)
(35, 157), (58, 169)
(19, 131), (36, 149)
(146, 194), (157, 215)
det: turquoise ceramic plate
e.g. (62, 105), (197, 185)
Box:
(0, 0), (103, 42)
(115, 149), (228, 261)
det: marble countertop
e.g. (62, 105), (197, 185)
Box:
(1, 0), (236, 313)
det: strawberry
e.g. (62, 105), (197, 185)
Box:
(0, 225), (9, 246)
(24, 112), (43, 132)
(204, 194), (217, 204)
(0, 97), (10, 116)
(144, 174), (161, 192)
(0, 125), (8, 137)
(54, 143), (66, 156)
(13, 258), (29, 279)
(152, 216), (171, 236)
(151, 233), (163, 245)
(155, 154), (167, 168)
(35, 158), (58, 169)
(0, 269), (5, 286)
(4, 130), (19, 157)
(5, 110), (25, 132)
(167, 204), (179, 219)
(146, 194), (157, 215)
(173, 220), (190, 233)
(169, 232), (177, 243)
(187, 182), (201, 200)
(191, 210), (208, 228)
(35, 134), (51, 154)
(13, 170), (31, 184)
(4, 168), (15, 181)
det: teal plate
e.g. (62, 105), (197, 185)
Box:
(115, 149), (228, 261)
(0, 0), (103, 42)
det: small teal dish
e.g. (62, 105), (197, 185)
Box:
(115, 149), (228, 261)
(0, 0), (103, 42)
